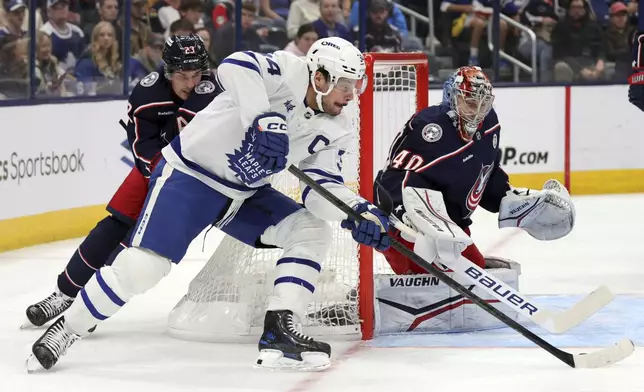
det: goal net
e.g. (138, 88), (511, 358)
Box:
(167, 53), (429, 342)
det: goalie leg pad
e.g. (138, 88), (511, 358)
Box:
(65, 247), (171, 335)
(261, 209), (332, 319)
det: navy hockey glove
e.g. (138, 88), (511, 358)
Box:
(341, 202), (391, 251)
(227, 112), (290, 185)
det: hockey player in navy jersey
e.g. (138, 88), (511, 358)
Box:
(376, 66), (576, 276)
(22, 34), (220, 330)
(27, 37), (390, 372)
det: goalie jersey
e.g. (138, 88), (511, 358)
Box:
(376, 104), (511, 229)
(162, 50), (361, 220)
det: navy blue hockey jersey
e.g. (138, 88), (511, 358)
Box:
(375, 104), (510, 229)
(123, 69), (221, 177)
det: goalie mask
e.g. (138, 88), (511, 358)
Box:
(442, 66), (494, 141)
(305, 37), (367, 112)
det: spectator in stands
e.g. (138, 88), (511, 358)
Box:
(354, 0), (402, 52)
(551, 0), (605, 81)
(213, 2), (266, 62)
(34, 31), (69, 96)
(0, 36), (28, 98)
(169, 17), (195, 36)
(74, 20), (122, 94)
(259, 0), (289, 24)
(286, 0), (321, 38)
(0, 0), (27, 41)
(129, 32), (163, 84)
(148, 0), (181, 34)
(83, 0), (118, 41)
(40, 0), (85, 71)
(118, 0), (152, 55)
(195, 27), (217, 68)
(313, 0), (351, 40)
(442, 0), (519, 66)
(518, 0), (558, 81)
(284, 22), (318, 56)
(0, 0), (43, 35)
(604, 1), (634, 80)
(210, 0), (234, 31)
(169, 0), (204, 38)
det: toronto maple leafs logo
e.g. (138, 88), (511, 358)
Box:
(464, 163), (494, 218)
(284, 100), (295, 112)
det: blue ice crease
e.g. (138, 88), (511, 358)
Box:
(371, 295), (644, 348)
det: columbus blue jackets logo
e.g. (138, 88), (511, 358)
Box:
(195, 80), (215, 94)
(465, 164), (493, 217)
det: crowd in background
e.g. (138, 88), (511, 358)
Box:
(0, 0), (638, 99)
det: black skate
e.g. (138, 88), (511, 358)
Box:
(23, 291), (74, 328)
(26, 316), (81, 372)
(255, 310), (331, 371)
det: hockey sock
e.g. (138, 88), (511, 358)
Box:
(66, 248), (171, 335)
(57, 216), (131, 297)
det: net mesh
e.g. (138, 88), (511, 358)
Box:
(167, 59), (423, 342)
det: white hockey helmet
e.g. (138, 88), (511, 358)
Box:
(305, 37), (367, 108)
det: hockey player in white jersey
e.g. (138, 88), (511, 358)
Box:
(27, 37), (390, 372)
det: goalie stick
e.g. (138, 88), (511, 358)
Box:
(288, 165), (634, 369)
(381, 185), (614, 335)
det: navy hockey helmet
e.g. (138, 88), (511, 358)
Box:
(162, 34), (210, 76)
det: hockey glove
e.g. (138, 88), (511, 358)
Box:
(629, 32), (644, 111)
(227, 112), (290, 185)
(341, 202), (391, 251)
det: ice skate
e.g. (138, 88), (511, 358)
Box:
(26, 316), (81, 372)
(22, 290), (74, 329)
(255, 310), (331, 371)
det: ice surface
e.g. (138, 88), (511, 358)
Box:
(1, 194), (642, 392)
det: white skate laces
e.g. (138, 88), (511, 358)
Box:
(38, 293), (73, 320)
(286, 313), (312, 341)
(42, 320), (80, 359)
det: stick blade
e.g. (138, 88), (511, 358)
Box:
(532, 285), (615, 334)
(572, 338), (635, 368)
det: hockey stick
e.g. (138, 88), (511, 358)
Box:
(288, 165), (634, 368)
(377, 185), (614, 334)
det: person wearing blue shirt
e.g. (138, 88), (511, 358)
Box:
(39, 0), (85, 70)
(313, 0), (352, 41)
(349, 0), (423, 50)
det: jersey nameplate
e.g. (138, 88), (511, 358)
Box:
(140, 72), (159, 87)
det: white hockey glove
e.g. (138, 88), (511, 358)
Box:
(401, 187), (473, 264)
(498, 179), (575, 241)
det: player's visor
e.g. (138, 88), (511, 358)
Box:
(334, 75), (368, 95)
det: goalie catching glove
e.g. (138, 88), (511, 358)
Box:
(341, 202), (391, 251)
(498, 179), (575, 240)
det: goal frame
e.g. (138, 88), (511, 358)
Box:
(358, 52), (429, 340)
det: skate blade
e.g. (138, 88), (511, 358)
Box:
(254, 349), (330, 372)
(25, 354), (45, 373)
(20, 317), (44, 330)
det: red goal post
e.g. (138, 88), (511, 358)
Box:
(358, 52), (429, 340)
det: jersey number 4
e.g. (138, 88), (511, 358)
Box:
(262, 53), (281, 76)
(390, 150), (425, 171)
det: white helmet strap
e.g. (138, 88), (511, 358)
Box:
(310, 68), (336, 114)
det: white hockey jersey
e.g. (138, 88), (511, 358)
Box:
(161, 50), (362, 221)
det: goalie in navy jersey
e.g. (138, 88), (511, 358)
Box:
(376, 66), (576, 276)
(22, 34), (220, 330)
